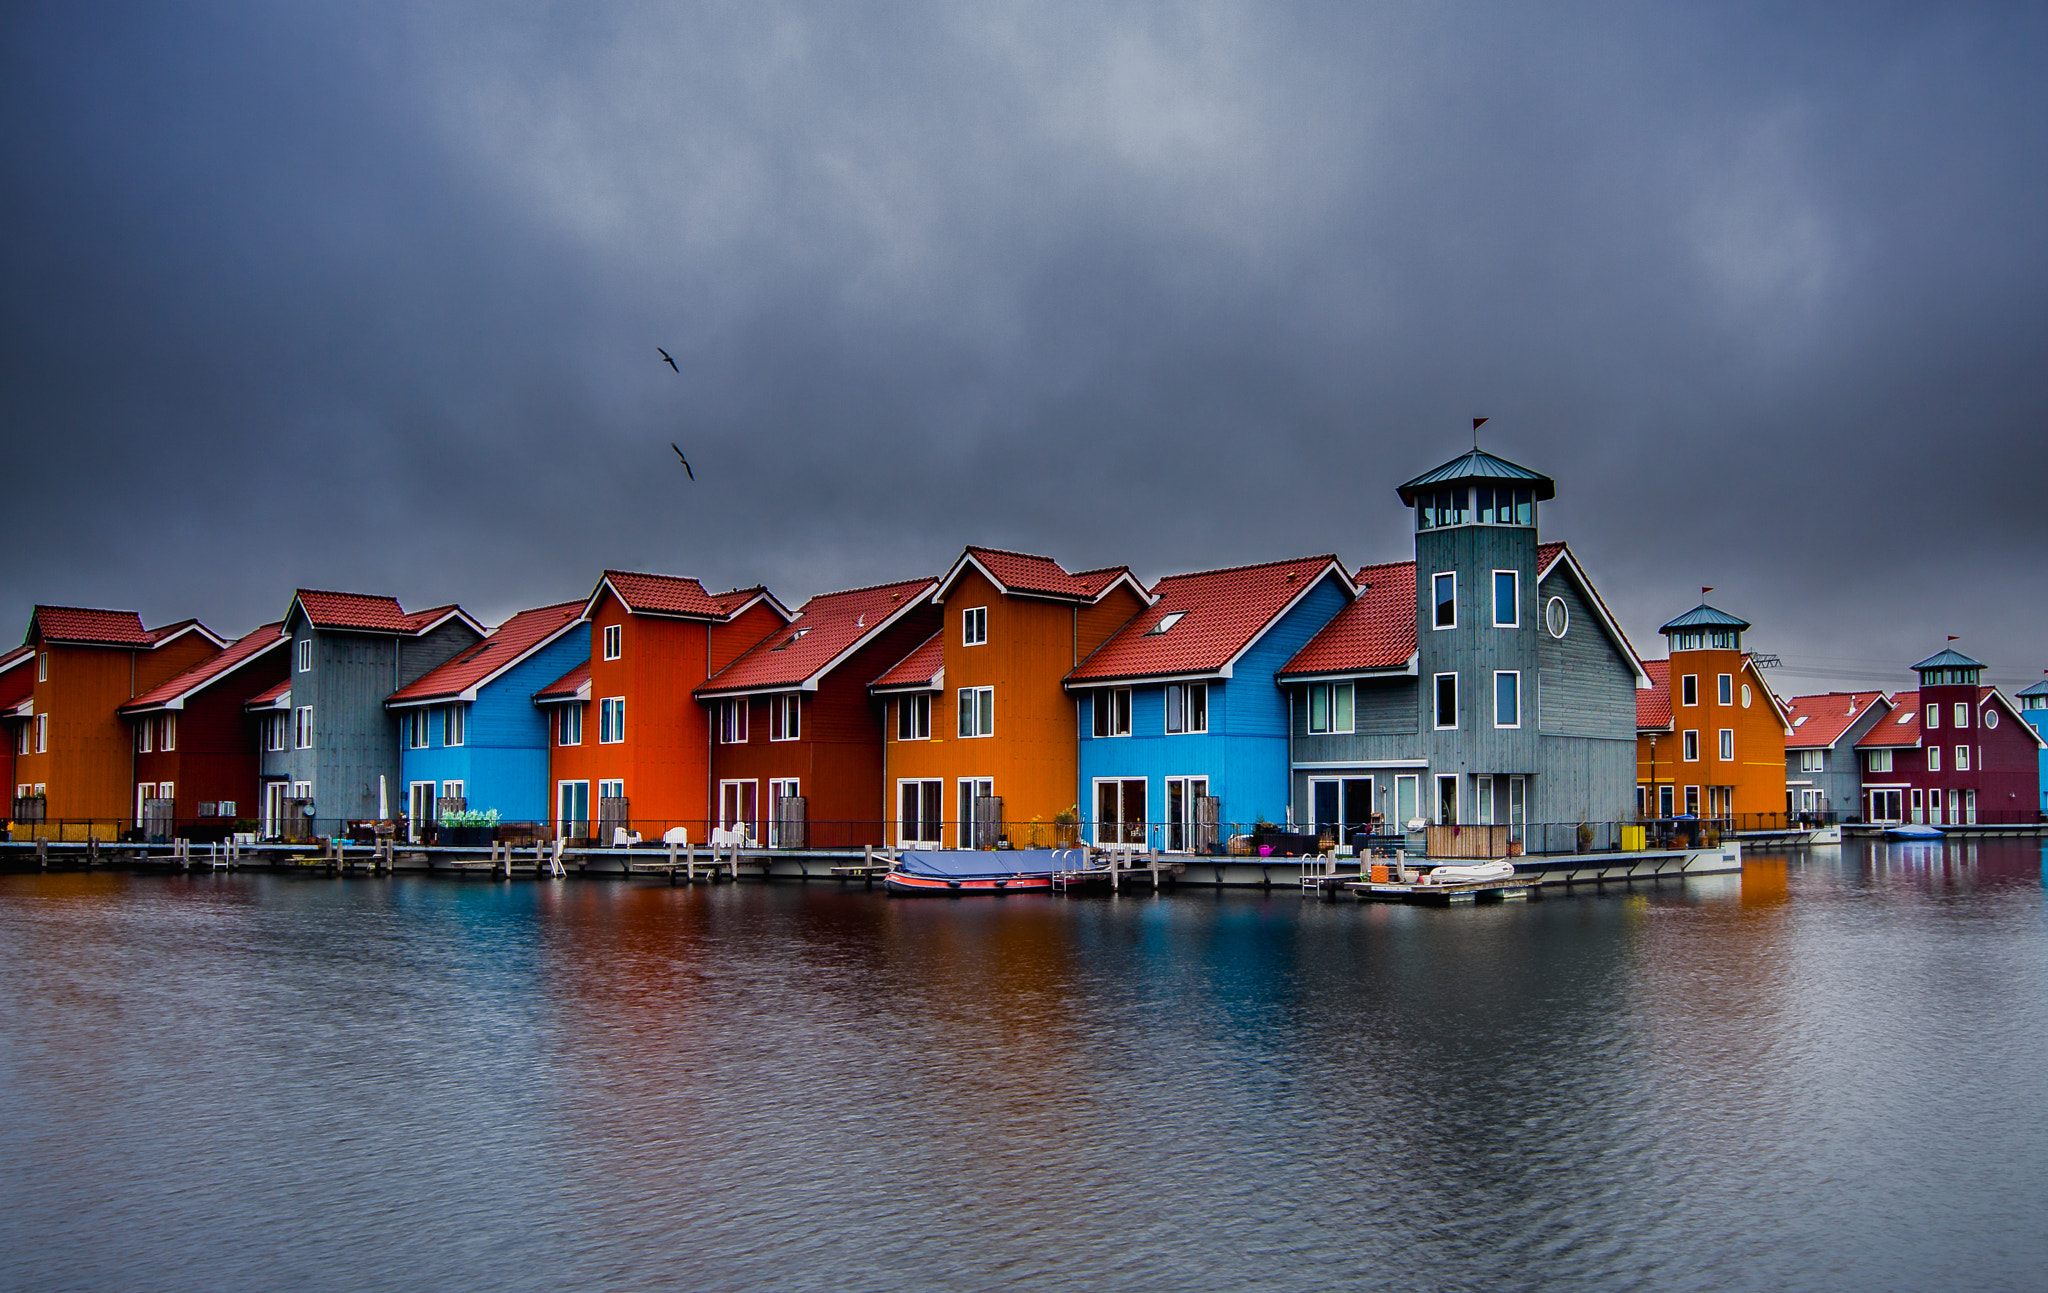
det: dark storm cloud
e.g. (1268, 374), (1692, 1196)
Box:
(4, 2), (2044, 693)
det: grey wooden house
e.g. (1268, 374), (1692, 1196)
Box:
(249, 589), (483, 838)
(1783, 690), (1894, 822)
(1277, 450), (1649, 849)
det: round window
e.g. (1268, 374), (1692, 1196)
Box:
(1742, 684), (1752, 708)
(1985, 708), (1999, 730)
(1545, 596), (1569, 638)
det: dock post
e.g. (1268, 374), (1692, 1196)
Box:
(667, 840), (678, 884)
(88, 835), (100, 866)
(36, 837), (48, 870)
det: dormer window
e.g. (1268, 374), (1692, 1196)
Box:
(1147, 611), (1186, 636)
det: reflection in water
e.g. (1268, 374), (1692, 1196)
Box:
(2, 839), (2045, 1292)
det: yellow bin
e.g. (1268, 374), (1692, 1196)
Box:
(1620, 825), (1647, 852)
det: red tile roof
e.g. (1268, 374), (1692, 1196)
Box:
(534, 660), (591, 703)
(595, 570), (742, 619)
(1278, 561), (1417, 677)
(1786, 691), (1891, 750)
(1069, 556), (1348, 683)
(1859, 690), (1924, 747)
(31, 606), (154, 647)
(122, 623), (288, 713)
(293, 589), (416, 632)
(245, 678), (292, 710)
(871, 632), (945, 692)
(700, 577), (937, 696)
(0, 645), (33, 674)
(386, 601), (584, 706)
(938, 546), (1143, 603)
(1637, 659), (1674, 730)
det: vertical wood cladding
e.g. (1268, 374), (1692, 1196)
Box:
(1536, 566), (1636, 740)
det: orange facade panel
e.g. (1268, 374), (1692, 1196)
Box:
(1636, 649), (1789, 817)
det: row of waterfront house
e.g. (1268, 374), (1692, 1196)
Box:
(5, 449), (2043, 853)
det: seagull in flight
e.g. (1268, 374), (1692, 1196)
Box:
(657, 347), (679, 373)
(672, 444), (695, 480)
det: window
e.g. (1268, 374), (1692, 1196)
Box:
(1165, 682), (1208, 734)
(296, 639), (311, 672)
(266, 712), (287, 752)
(1798, 750), (1823, 773)
(897, 694), (931, 741)
(1955, 745), (1970, 771)
(160, 714), (175, 752)
(1494, 671), (1520, 728)
(1742, 684), (1752, 708)
(1718, 674), (1733, 706)
(1719, 729), (1734, 761)
(717, 698), (747, 743)
(14, 725), (28, 756)
(1092, 690), (1131, 737)
(1681, 675), (1698, 707)
(1475, 486), (1535, 525)
(137, 722), (152, 753)
(1492, 571), (1519, 628)
(898, 779), (943, 846)
(962, 606), (987, 647)
(36, 652), (47, 682)
(1685, 785), (1701, 816)
(294, 706), (314, 749)
(1415, 488), (1468, 530)
(959, 778), (996, 848)
(443, 706), (465, 748)
(558, 705), (582, 746)
(958, 686), (994, 737)
(1682, 730), (1699, 761)
(1146, 611), (1186, 636)
(598, 697), (625, 744)
(603, 624), (622, 661)
(1658, 784), (1675, 817)
(1867, 748), (1892, 773)
(442, 780), (465, 806)
(1953, 702), (1969, 729)
(405, 711), (428, 749)
(1094, 778), (1148, 845)
(1432, 573), (1456, 630)
(1925, 704), (1939, 730)
(1433, 673), (1458, 730)
(1436, 774), (1458, 825)
(1926, 745), (1940, 771)
(1545, 597), (1569, 638)
(1307, 682), (1354, 735)
(34, 714), (47, 753)
(1984, 707), (1999, 728)
(770, 694), (801, 742)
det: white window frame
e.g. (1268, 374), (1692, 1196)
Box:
(37, 652), (48, 682)
(137, 720), (152, 754)
(958, 686), (994, 738)
(1954, 702), (1969, 729)
(1493, 671), (1520, 728)
(962, 606), (988, 647)
(442, 779), (465, 805)
(294, 705), (314, 750)
(266, 712), (287, 752)
(897, 778), (944, 847)
(558, 704), (582, 746)
(405, 710), (428, 750)
(1092, 689), (1132, 738)
(556, 780), (590, 839)
(1165, 682), (1208, 735)
(443, 705), (465, 748)
(1685, 785), (1701, 816)
(34, 713), (47, 753)
(160, 714), (175, 752)
(1955, 744), (1969, 771)
(1681, 675), (1698, 707)
(1435, 773), (1459, 825)
(1867, 748), (1892, 773)
(1798, 749), (1823, 773)
(598, 696), (626, 745)
(718, 698), (747, 744)
(1682, 729), (1699, 762)
(1926, 745), (1940, 772)
(770, 693), (801, 742)
(603, 623), (623, 661)
(1719, 728), (1734, 761)
(958, 778), (996, 848)
(896, 694), (931, 741)
(1491, 570), (1519, 628)
(1433, 673), (1458, 730)
(296, 638), (311, 672)
(1092, 776), (1149, 846)
(1718, 674), (1733, 706)
(1925, 704), (1939, 729)
(769, 778), (802, 847)
(1432, 572), (1457, 630)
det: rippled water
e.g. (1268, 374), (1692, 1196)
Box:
(3, 838), (2044, 1292)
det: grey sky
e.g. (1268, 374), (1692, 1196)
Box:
(3, 2), (2044, 695)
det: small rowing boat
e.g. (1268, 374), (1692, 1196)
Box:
(883, 848), (1085, 895)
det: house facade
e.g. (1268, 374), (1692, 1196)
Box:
(1782, 691), (1893, 822)
(696, 577), (942, 848)
(1279, 451), (1649, 844)
(1855, 650), (2044, 826)
(1066, 555), (1354, 849)
(1635, 604), (1793, 823)
(116, 623), (290, 839)
(0, 647), (34, 813)
(255, 590), (484, 838)
(540, 571), (790, 842)
(8, 606), (225, 834)
(385, 600), (587, 835)
(2019, 675), (2048, 816)
(870, 547), (1149, 849)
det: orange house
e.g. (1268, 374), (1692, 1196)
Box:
(1636, 602), (1792, 823)
(8, 606), (226, 835)
(869, 547), (1149, 849)
(537, 571), (790, 842)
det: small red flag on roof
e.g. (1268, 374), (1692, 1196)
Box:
(1702, 586), (1713, 597)
(1949, 635), (1960, 641)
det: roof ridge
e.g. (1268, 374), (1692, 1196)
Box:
(964, 543), (1064, 565)
(34, 602), (142, 615)
(799, 575), (938, 600)
(602, 568), (706, 584)
(295, 587), (402, 601)
(1151, 554), (1341, 584)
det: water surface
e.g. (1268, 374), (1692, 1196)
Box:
(3, 839), (2044, 1292)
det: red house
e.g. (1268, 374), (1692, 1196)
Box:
(695, 576), (941, 847)
(1856, 649), (2044, 825)
(117, 623), (291, 838)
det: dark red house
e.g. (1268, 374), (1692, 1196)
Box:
(1856, 649), (2044, 826)
(694, 576), (940, 847)
(116, 623), (291, 837)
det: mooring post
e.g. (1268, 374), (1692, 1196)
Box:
(36, 837), (48, 870)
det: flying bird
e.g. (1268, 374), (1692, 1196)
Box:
(672, 444), (694, 480)
(657, 347), (678, 372)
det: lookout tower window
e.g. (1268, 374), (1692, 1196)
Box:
(1475, 487), (1535, 525)
(1414, 488), (1469, 531)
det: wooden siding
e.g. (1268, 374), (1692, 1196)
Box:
(129, 651), (288, 825)
(1636, 649), (1785, 814)
(1413, 522), (1541, 776)
(397, 625), (588, 823)
(1537, 564), (1636, 740)
(1784, 701), (1890, 816)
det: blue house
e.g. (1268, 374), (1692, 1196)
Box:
(384, 600), (587, 833)
(1064, 555), (1354, 849)
(2020, 674), (2048, 816)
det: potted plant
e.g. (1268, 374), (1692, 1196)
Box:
(1053, 805), (1080, 847)
(438, 807), (501, 847)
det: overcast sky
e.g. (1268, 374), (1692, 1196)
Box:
(3, 2), (2044, 695)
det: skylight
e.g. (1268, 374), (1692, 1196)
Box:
(1146, 611), (1186, 636)
(771, 627), (810, 652)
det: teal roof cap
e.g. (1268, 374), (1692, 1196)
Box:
(1395, 449), (1556, 505)
(1911, 648), (1985, 673)
(2016, 677), (2048, 697)
(1659, 603), (1751, 634)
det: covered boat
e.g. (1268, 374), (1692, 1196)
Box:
(1884, 823), (1944, 839)
(883, 848), (1085, 895)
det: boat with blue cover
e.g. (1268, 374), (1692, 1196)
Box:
(883, 848), (1085, 895)
(1885, 823), (1945, 839)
